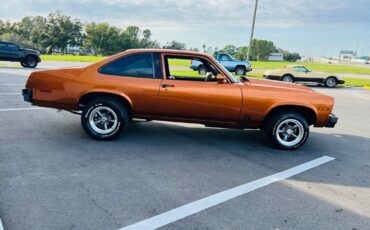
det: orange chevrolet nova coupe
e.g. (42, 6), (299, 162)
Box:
(22, 49), (338, 150)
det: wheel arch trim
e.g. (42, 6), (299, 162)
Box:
(78, 90), (133, 110)
(263, 102), (318, 126)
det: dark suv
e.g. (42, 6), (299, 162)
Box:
(0, 41), (41, 68)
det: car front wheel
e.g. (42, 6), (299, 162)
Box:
(235, 66), (246, 75)
(20, 62), (28, 68)
(265, 112), (309, 150)
(198, 65), (207, 75)
(81, 98), (128, 140)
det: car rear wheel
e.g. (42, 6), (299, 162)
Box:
(281, 74), (294, 83)
(81, 98), (128, 140)
(198, 65), (207, 75)
(235, 66), (246, 76)
(265, 112), (309, 150)
(324, 77), (337, 88)
(26, 56), (37, 68)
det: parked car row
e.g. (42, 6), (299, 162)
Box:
(190, 52), (345, 88)
(263, 65), (345, 88)
(0, 41), (41, 68)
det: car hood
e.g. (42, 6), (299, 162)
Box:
(245, 78), (314, 92)
(23, 48), (40, 54)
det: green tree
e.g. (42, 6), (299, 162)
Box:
(221, 45), (237, 56)
(163, 40), (187, 50)
(42, 11), (83, 54)
(0, 20), (15, 35)
(284, 52), (301, 62)
(235, 46), (248, 60)
(250, 39), (278, 61)
(83, 22), (121, 55)
(139, 29), (160, 48)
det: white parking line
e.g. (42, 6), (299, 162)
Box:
(0, 107), (47, 112)
(0, 93), (21, 95)
(0, 218), (4, 230)
(120, 156), (335, 230)
(0, 84), (24, 86)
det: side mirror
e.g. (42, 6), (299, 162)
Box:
(216, 74), (227, 84)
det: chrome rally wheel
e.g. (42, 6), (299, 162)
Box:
(265, 112), (309, 150)
(89, 106), (118, 135)
(81, 98), (128, 140)
(276, 119), (305, 147)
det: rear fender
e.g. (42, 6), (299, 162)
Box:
(78, 89), (133, 109)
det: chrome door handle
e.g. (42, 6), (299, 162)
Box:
(162, 84), (175, 88)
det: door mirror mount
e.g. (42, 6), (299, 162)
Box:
(216, 74), (227, 84)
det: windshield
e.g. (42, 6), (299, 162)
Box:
(303, 67), (311, 72)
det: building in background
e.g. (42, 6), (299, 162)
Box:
(267, 53), (284, 61)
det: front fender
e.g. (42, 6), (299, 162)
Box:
(266, 101), (318, 117)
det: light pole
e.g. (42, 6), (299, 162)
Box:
(247, 0), (259, 61)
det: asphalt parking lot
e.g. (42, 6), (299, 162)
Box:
(0, 62), (369, 230)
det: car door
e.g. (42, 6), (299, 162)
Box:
(158, 54), (242, 122)
(97, 52), (163, 117)
(293, 66), (309, 81)
(0, 43), (8, 60)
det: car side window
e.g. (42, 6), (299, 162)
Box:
(0, 43), (5, 51)
(7, 44), (19, 51)
(165, 56), (220, 82)
(99, 53), (154, 78)
(294, 66), (306, 72)
(220, 54), (232, 61)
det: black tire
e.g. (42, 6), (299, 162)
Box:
(235, 66), (246, 76)
(198, 65), (207, 75)
(264, 112), (309, 150)
(281, 74), (294, 83)
(324, 77), (337, 88)
(25, 56), (38, 68)
(20, 62), (28, 68)
(81, 97), (128, 140)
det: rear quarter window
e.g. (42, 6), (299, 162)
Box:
(99, 53), (154, 78)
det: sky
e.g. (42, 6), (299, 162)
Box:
(1, 0), (370, 56)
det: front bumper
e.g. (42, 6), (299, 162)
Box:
(326, 114), (338, 128)
(22, 88), (33, 103)
(337, 80), (345, 84)
(264, 74), (280, 80)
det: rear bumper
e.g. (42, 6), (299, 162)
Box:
(326, 114), (338, 128)
(22, 88), (33, 103)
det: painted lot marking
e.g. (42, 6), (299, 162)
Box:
(0, 107), (48, 112)
(0, 218), (3, 230)
(0, 93), (21, 95)
(120, 156), (335, 230)
(0, 84), (24, 86)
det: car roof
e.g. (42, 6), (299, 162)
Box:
(286, 65), (304, 67)
(127, 48), (203, 54)
(0, 41), (17, 45)
(117, 49), (214, 59)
